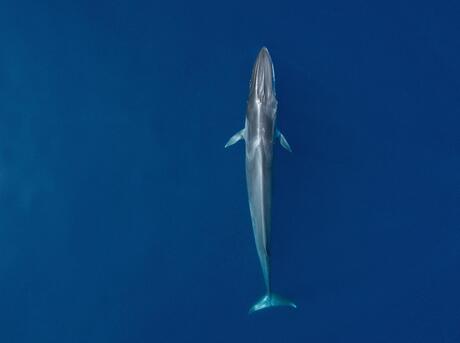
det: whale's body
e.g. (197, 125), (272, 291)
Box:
(225, 47), (296, 313)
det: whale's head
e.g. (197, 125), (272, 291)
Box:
(249, 47), (276, 103)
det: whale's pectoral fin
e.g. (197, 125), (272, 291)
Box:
(276, 129), (292, 152)
(225, 129), (245, 148)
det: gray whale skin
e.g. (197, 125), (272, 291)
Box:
(225, 47), (296, 313)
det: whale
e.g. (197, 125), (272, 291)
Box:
(225, 47), (296, 313)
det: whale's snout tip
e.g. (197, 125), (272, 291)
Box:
(258, 47), (270, 59)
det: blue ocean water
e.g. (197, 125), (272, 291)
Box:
(1, 0), (459, 342)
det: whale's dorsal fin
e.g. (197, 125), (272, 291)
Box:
(276, 129), (292, 152)
(225, 129), (245, 148)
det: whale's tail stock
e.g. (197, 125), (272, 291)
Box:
(249, 293), (297, 314)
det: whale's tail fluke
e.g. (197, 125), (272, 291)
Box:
(249, 293), (297, 314)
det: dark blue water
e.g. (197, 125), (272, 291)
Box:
(1, 0), (459, 342)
